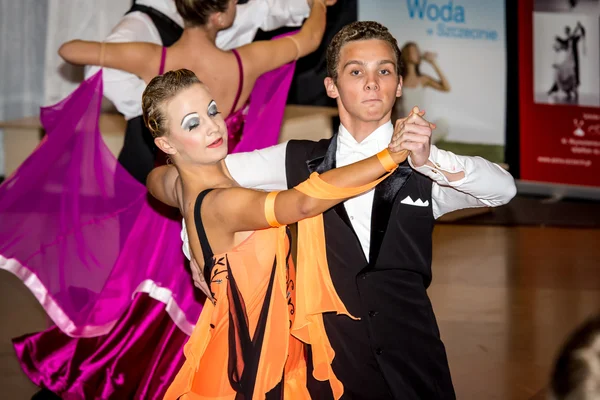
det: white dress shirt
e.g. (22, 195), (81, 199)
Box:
(224, 122), (517, 260)
(84, 0), (310, 120)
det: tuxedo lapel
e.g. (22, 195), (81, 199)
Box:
(306, 135), (337, 174)
(368, 161), (413, 263)
(305, 133), (413, 264)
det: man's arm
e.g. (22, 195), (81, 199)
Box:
(148, 142), (289, 206)
(254, 0), (312, 30)
(225, 142), (289, 190)
(408, 145), (517, 219)
(555, 36), (569, 46)
(389, 108), (516, 219)
(83, 13), (159, 117)
(216, 0), (311, 50)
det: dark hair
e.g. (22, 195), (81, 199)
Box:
(175, 0), (230, 27)
(400, 42), (421, 78)
(142, 69), (202, 138)
(549, 315), (600, 400)
(326, 21), (403, 83)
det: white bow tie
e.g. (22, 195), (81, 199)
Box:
(337, 134), (382, 158)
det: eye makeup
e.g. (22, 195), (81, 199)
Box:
(207, 100), (220, 117)
(181, 113), (200, 131)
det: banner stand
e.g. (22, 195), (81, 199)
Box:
(516, 179), (600, 201)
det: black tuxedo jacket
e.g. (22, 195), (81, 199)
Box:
(285, 137), (455, 400)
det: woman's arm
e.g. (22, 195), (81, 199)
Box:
(147, 165), (181, 208)
(237, 0), (327, 80)
(58, 40), (161, 83)
(574, 22), (585, 38)
(421, 52), (451, 92)
(204, 148), (408, 233)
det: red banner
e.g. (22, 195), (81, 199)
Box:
(519, 0), (600, 187)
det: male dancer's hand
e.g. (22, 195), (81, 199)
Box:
(388, 106), (435, 168)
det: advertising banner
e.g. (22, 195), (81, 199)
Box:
(360, 0), (507, 163)
(519, 0), (600, 187)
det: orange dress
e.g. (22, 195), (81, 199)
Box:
(166, 170), (395, 400)
(164, 190), (309, 400)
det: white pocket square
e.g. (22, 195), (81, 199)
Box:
(400, 196), (429, 207)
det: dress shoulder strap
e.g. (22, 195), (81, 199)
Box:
(159, 46), (167, 75)
(228, 49), (244, 116)
(193, 189), (215, 272)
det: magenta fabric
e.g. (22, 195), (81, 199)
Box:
(13, 293), (188, 399)
(225, 101), (249, 154)
(0, 71), (202, 337)
(225, 37), (298, 154)
(233, 31), (297, 153)
(0, 36), (298, 337)
(2, 32), (297, 398)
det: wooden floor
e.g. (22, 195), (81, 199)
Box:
(1, 224), (599, 399)
(430, 225), (600, 400)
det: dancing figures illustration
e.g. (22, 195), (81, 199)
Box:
(547, 21), (586, 101)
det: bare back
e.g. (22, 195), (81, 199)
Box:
(162, 42), (257, 118)
(59, 1), (326, 118)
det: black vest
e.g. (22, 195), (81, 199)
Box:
(285, 138), (455, 400)
(117, 3), (183, 184)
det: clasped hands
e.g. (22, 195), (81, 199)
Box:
(388, 106), (436, 168)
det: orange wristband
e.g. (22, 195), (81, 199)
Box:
(265, 191), (283, 227)
(376, 149), (398, 172)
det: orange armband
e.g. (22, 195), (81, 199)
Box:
(264, 191), (283, 228)
(376, 148), (398, 172)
